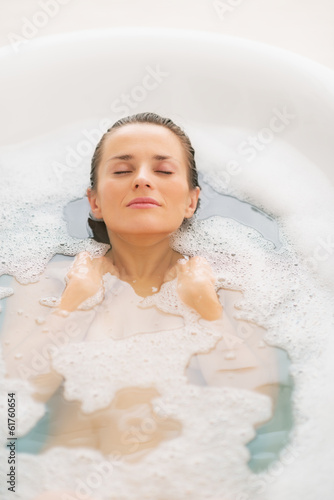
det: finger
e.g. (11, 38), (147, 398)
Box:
(189, 255), (209, 268)
(191, 256), (215, 277)
(75, 251), (91, 264)
(76, 257), (95, 273)
(66, 254), (92, 280)
(188, 257), (216, 285)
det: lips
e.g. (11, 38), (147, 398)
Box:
(127, 197), (161, 207)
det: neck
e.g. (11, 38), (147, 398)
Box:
(105, 233), (182, 294)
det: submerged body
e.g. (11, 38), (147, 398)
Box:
(0, 114), (282, 499)
(3, 253), (279, 458)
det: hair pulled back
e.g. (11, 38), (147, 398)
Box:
(88, 112), (200, 244)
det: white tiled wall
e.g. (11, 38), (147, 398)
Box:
(1, 0), (334, 69)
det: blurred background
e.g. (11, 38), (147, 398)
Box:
(1, 0), (334, 69)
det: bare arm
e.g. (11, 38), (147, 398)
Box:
(2, 252), (109, 402)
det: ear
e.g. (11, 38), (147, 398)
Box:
(87, 187), (103, 220)
(184, 186), (200, 218)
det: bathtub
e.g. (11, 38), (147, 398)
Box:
(1, 28), (334, 500)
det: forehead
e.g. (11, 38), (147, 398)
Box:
(102, 123), (186, 161)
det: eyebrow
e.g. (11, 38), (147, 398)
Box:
(106, 154), (133, 162)
(106, 154), (179, 163)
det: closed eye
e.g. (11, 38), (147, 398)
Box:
(113, 170), (173, 175)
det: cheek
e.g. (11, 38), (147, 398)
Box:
(99, 181), (121, 203)
(176, 185), (192, 207)
(168, 179), (190, 198)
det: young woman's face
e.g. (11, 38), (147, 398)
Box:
(88, 124), (200, 242)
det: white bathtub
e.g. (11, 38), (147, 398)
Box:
(1, 27), (334, 186)
(1, 28), (334, 500)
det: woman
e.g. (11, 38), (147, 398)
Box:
(61, 112), (222, 320)
(4, 113), (279, 499)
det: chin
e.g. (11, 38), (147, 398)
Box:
(107, 222), (183, 241)
(107, 218), (184, 235)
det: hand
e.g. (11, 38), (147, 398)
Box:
(173, 256), (223, 321)
(59, 252), (118, 312)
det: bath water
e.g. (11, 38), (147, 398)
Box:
(0, 120), (333, 500)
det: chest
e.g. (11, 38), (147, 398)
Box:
(84, 276), (185, 341)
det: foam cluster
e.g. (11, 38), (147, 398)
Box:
(0, 123), (108, 285)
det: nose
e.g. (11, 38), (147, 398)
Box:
(132, 165), (152, 189)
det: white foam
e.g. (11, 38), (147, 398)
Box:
(187, 123), (334, 291)
(0, 288), (14, 301)
(0, 123), (109, 284)
(1, 120), (334, 499)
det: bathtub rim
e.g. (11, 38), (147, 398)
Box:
(1, 26), (334, 82)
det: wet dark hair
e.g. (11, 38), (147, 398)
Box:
(87, 112), (200, 244)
